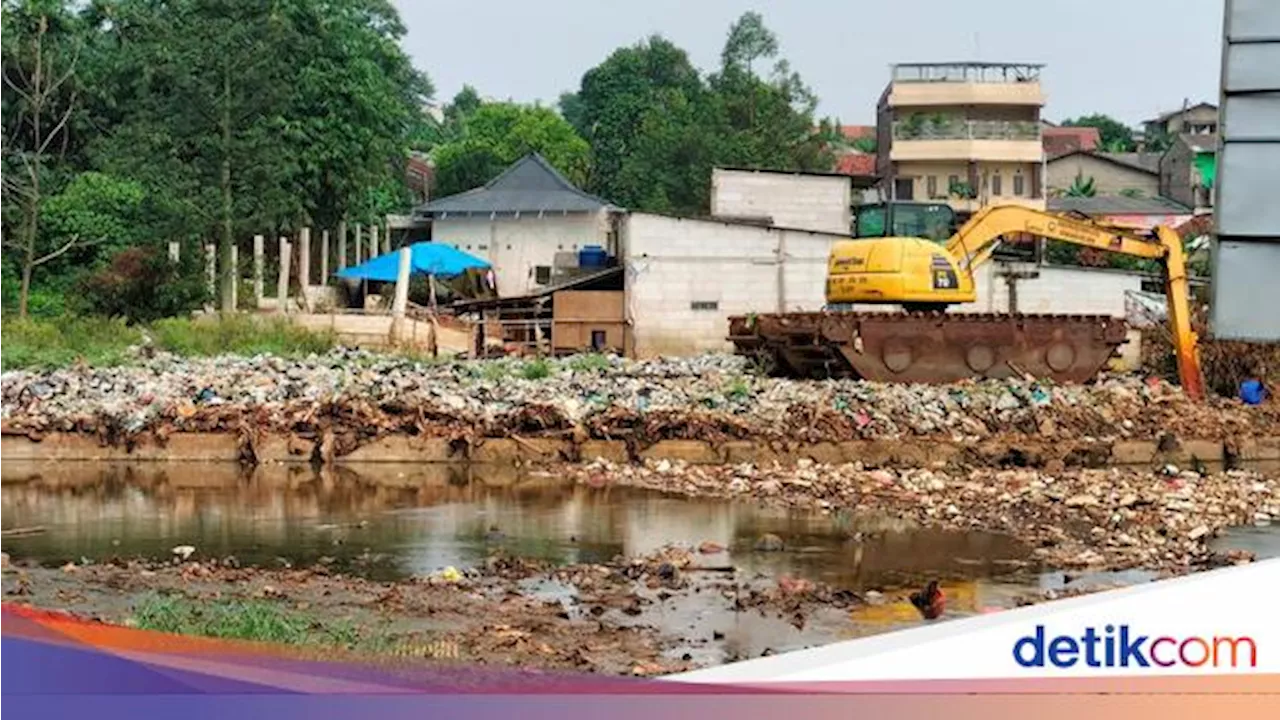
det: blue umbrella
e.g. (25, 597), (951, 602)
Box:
(336, 242), (490, 282)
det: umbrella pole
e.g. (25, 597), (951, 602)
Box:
(428, 273), (439, 359)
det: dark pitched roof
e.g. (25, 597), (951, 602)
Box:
(1048, 195), (1192, 216)
(417, 153), (613, 216)
(1046, 149), (1160, 176)
(1149, 102), (1217, 123)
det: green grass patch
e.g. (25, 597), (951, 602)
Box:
(0, 316), (141, 370)
(132, 595), (359, 648)
(519, 358), (551, 380)
(1, 314), (336, 370)
(565, 353), (610, 373)
(151, 315), (334, 358)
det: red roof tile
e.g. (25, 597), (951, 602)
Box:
(839, 125), (876, 140)
(1043, 126), (1100, 156)
(835, 152), (876, 177)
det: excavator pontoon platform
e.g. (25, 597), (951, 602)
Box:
(727, 311), (1129, 383)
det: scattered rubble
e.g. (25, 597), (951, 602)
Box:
(3, 350), (1276, 450)
(567, 459), (1279, 572)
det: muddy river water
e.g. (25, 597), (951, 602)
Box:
(3, 460), (1277, 664)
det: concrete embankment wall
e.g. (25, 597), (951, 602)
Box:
(3, 432), (1277, 471)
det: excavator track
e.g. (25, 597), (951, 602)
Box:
(727, 312), (1129, 383)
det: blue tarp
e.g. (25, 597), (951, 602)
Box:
(335, 242), (490, 282)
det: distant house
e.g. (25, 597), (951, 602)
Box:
(1159, 133), (1217, 211)
(1045, 150), (1160, 197)
(1142, 102), (1218, 139)
(414, 153), (621, 298)
(1042, 124), (1101, 156)
(405, 153), (433, 204)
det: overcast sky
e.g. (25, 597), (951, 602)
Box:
(391, 0), (1223, 126)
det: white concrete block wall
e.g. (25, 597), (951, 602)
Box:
(625, 214), (848, 355)
(711, 169), (851, 235)
(624, 213), (1145, 357)
(434, 211), (607, 297)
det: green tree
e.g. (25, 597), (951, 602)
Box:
(283, 0), (433, 229)
(1061, 113), (1136, 152)
(710, 14), (830, 174)
(559, 35), (716, 213)
(852, 136), (877, 153)
(560, 13), (830, 215)
(2, 0), (87, 317)
(720, 11), (778, 75)
(431, 102), (590, 197)
(87, 0), (429, 311)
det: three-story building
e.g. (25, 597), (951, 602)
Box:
(876, 62), (1046, 216)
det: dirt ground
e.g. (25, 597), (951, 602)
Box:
(1, 544), (886, 676)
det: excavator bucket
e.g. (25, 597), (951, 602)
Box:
(728, 312), (1129, 383)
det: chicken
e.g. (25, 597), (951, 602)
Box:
(909, 580), (945, 620)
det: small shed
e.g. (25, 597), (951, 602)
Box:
(452, 266), (628, 356)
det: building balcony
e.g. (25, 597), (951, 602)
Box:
(894, 119), (1041, 142)
(890, 139), (1044, 163)
(888, 64), (1045, 107)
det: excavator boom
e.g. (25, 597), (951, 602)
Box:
(729, 204), (1205, 398)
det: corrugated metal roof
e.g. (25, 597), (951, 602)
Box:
(1048, 195), (1192, 215)
(417, 153), (613, 216)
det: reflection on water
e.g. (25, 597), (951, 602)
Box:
(2, 461), (1031, 589)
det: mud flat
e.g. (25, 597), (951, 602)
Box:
(2, 459), (1276, 675)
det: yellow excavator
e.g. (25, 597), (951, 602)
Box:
(728, 201), (1205, 399)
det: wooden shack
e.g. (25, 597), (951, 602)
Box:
(452, 267), (629, 356)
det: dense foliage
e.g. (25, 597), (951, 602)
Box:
(2, 0), (431, 317)
(559, 12), (834, 215)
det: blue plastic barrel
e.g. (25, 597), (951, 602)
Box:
(579, 245), (607, 268)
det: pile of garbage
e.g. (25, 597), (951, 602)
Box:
(2, 348), (1276, 445)
(570, 458), (1277, 572)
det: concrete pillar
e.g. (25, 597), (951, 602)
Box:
(168, 241), (180, 262)
(354, 223), (363, 264)
(391, 246), (412, 342)
(277, 237), (291, 314)
(320, 229), (330, 285)
(299, 227), (311, 289)
(370, 223), (380, 257)
(204, 243), (216, 298)
(229, 244), (239, 311)
(383, 221), (392, 255)
(337, 220), (348, 270)
(253, 235), (265, 304)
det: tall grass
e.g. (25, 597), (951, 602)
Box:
(0, 316), (142, 369)
(1, 314), (336, 370)
(151, 315), (334, 358)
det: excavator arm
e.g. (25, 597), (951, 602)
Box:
(945, 206), (1205, 399)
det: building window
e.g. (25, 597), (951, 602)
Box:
(992, 173), (1002, 196)
(893, 177), (914, 200)
(690, 301), (719, 311)
(1013, 173), (1025, 196)
(507, 244), (512, 250)
(477, 244), (488, 251)
(926, 176), (938, 198)
(535, 266), (551, 284)
(948, 175), (960, 195)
